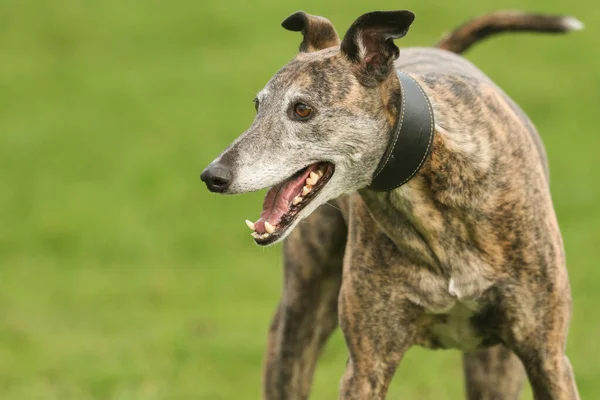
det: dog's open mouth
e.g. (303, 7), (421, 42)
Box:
(245, 162), (335, 246)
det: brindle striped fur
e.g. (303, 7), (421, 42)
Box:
(208, 9), (582, 400)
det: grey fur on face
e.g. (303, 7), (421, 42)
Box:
(207, 47), (397, 242)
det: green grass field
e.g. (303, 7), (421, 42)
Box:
(0, 0), (598, 398)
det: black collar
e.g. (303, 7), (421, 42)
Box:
(368, 71), (435, 192)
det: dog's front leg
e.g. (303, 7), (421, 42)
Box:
(463, 344), (525, 399)
(500, 282), (580, 400)
(263, 202), (347, 400)
(337, 201), (422, 399)
(338, 262), (422, 400)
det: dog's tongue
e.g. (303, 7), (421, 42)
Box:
(254, 166), (314, 234)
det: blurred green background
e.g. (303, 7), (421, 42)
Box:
(0, 0), (598, 399)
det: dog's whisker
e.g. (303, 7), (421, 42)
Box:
(324, 202), (343, 212)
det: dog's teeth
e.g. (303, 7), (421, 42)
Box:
(245, 219), (255, 231)
(260, 233), (270, 239)
(293, 196), (302, 205)
(264, 222), (275, 234)
(302, 185), (311, 196)
(316, 169), (324, 177)
(306, 171), (319, 186)
(251, 232), (260, 238)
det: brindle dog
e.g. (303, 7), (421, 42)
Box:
(201, 10), (583, 400)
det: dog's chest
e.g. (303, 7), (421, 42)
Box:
(396, 268), (493, 351)
(422, 300), (483, 351)
(408, 274), (490, 351)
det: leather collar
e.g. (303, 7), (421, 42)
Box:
(368, 71), (435, 192)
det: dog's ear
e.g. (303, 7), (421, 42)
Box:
(282, 11), (340, 53)
(341, 11), (415, 85)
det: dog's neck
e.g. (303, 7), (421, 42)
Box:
(358, 133), (444, 246)
(356, 70), (445, 247)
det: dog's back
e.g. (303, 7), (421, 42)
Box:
(396, 47), (551, 179)
(395, 11), (584, 181)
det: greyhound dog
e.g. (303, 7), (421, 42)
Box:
(201, 10), (583, 399)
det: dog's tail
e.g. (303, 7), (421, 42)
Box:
(436, 11), (583, 54)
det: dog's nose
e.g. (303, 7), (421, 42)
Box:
(201, 163), (233, 193)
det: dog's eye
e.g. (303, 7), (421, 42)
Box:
(294, 103), (312, 119)
(253, 98), (259, 112)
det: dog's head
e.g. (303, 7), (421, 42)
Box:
(201, 10), (415, 245)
